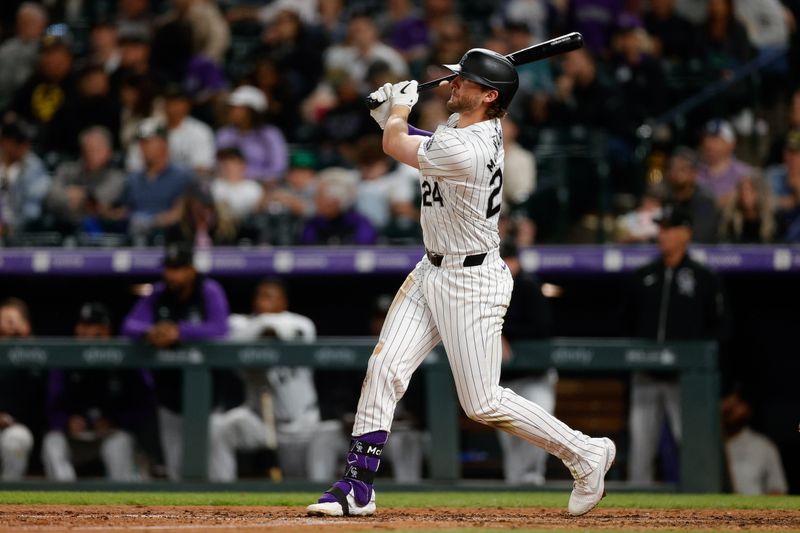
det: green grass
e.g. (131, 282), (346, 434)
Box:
(0, 491), (797, 510)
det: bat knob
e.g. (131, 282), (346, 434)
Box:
(365, 96), (380, 110)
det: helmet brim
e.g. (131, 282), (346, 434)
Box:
(442, 63), (496, 91)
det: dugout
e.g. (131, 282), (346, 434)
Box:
(0, 245), (797, 493)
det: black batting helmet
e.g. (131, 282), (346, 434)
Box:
(443, 48), (519, 109)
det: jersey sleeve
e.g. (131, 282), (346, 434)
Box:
(417, 126), (474, 180)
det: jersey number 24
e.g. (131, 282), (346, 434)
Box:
(421, 180), (443, 206)
(422, 169), (503, 219)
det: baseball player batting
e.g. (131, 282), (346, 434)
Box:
(307, 48), (615, 518)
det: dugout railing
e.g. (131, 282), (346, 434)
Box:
(0, 338), (720, 492)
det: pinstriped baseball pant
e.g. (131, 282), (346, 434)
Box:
(353, 251), (605, 478)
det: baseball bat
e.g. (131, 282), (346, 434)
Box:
(365, 31), (584, 110)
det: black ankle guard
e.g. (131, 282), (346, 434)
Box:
(326, 485), (350, 516)
(343, 464), (376, 484)
(350, 439), (384, 458)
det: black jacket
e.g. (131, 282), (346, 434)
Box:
(626, 253), (728, 342)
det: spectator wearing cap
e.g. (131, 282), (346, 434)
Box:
(42, 302), (157, 482)
(301, 167), (377, 245)
(697, 119), (753, 210)
(0, 3), (48, 110)
(115, 118), (192, 244)
(0, 116), (49, 239)
(623, 202), (729, 484)
(216, 85), (288, 183)
(766, 130), (800, 241)
(496, 241), (556, 485)
(8, 34), (76, 142)
(45, 126), (125, 235)
(255, 149), (320, 245)
(127, 85), (216, 176)
(664, 146), (720, 243)
(121, 242), (239, 481)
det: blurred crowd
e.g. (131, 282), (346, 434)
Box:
(0, 0), (798, 248)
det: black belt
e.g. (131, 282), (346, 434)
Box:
(426, 249), (487, 267)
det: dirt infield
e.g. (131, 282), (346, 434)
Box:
(1, 505), (800, 532)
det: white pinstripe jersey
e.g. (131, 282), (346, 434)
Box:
(416, 113), (504, 255)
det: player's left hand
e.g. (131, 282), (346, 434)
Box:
(368, 82), (393, 129)
(391, 80), (419, 110)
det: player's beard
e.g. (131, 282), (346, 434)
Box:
(446, 91), (483, 114)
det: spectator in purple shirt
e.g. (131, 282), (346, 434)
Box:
(696, 119), (752, 210)
(122, 242), (237, 481)
(301, 167), (377, 245)
(215, 85), (288, 183)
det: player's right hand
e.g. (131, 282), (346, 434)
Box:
(368, 82), (393, 129)
(391, 80), (419, 110)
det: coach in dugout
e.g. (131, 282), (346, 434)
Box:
(623, 202), (730, 484)
(122, 242), (242, 481)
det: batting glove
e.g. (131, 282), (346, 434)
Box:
(391, 80), (419, 110)
(368, 83), (393, 129)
